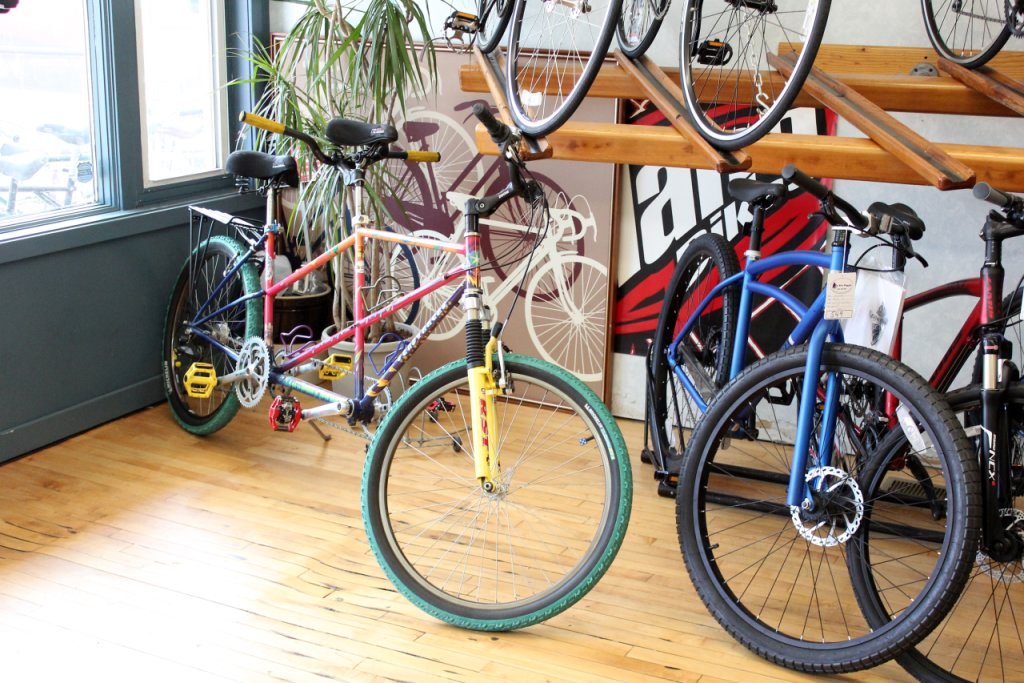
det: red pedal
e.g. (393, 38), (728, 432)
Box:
(269, 396), (302, 432)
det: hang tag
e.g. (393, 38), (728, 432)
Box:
(824, 271), (856, 320)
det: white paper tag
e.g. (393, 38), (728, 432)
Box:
(824, 271), (856, 320)
(841, 270), (907, 353)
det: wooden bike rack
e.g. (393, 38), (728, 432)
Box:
(461, 45), (1024, 191)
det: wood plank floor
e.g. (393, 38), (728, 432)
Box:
(0, 404), (918, 682)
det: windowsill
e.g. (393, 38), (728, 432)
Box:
(0, 187), (264, 266)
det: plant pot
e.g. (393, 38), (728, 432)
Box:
(320, 322), (417, 401)
(273, 280), (333, 346)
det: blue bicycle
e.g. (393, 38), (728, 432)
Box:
(656, 166), (981, 672)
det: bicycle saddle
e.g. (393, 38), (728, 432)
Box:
(728, 178), (785, 206)
(225, 150), (299, 188)
(325, 119), (398, 147)
(867, 201), (925, 240)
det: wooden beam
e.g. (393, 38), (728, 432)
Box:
(611, 51), (750, 174)
(939, 57), (1024, 117)
(770, 52), (975, 191)
(474, 122), (1024, 191)
(459, 48), (1024, 117)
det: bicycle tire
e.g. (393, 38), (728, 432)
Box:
(677, 343), (980, 673)
(853, 382), (1023, 683)
(162, 236), (261, 435)
(505, 0), (622, 137)
(477, 0), (514, 53)
(362, 353), (632, 630)
(618, 0), (671, 59)
(679, 0), (831, 150)
(387, 232), (421, 326)
(922, 0), (1011, 69)
(649, 233), (739, 476)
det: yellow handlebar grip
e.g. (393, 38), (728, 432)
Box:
(239, 111), (286, 135)
(406, 150), (441, 163)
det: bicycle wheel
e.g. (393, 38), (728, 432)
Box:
(856, 383), (1024, 682)
(922, 0), (1011, 69)
(362, 353), (632, 630)
(649, 233), (739, 478)
(617, 0), (671, 59)
(524, 255), (608, 383)
(677, 344), (980, 673)
(162, 236), (261, 435)
(478, 0), (514, 53)
(388, 237), (420, 326)
(505, 0), (622, 136)
(679, 0), (831, 150)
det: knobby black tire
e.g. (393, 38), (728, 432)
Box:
(617, 0), (670, 59)
(505, 0), (622, 137)
(921, 0), (1011, 70)
(362, 354), (632, 631)
(677, 344), (980, 673)
(878, 383), (1024, 683)
(648, 232), (739, 471)
(679, 0), (831, 151)
(162, 236), (261, 435)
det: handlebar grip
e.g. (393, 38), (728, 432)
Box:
(974, 182), (1014, 208)
(405, 150), (441, 163)
(782, 164), (867, 230)
(239, 111), (286, 135)
(472, 103), (512, 146)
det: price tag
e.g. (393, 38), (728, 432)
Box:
(824, 271), (856, 320)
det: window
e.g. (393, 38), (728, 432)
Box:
(0, 0), (96, 224)
(0, 1), (257, 235)
(136, 0), (229, 186)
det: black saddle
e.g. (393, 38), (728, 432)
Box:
(868, 201), (925, 240)
(325, 119), (398, 147)
(728, 178), (786, 206)
(225, 151), (299, 188)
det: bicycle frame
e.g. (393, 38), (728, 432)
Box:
(667, 227), (850, 509)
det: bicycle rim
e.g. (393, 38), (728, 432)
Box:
(650, 233), (739, 473)
(678, 344), (979, 672)
(922, 0), (1011, 69)
(878, 384), (1024, 682)
(478, 0), (514, 53)
(679, 0), (831, 150)
(362, 354), (631, 630)
(162, 236), (261, 434)
(506, 0), (622, 136)
(617, 0), (671, 59)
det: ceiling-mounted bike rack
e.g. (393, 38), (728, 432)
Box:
(462, 45), (1024, 191)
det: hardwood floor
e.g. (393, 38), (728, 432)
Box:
(0, 404), (917, 682)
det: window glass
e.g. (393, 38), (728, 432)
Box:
(137, 0), (227, 185)
(0, 0), (96, 224)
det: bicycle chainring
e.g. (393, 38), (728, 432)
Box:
(235, 336), (270, 408)
(790, 466), (865, 547)
(1007, 0), (1024, 37)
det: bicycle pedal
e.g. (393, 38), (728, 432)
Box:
(657, 480), (678, 498)
(268, 396), (302, 432)
(319, 353), (353, 380)
(183, 362), (217, 399)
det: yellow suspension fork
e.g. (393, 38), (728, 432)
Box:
(470, 334), (503, 491)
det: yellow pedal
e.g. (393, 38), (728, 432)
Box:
(184, 362), (217, 399)
(319, 353), (353, 380)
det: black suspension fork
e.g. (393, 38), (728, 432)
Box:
(978, 227), (1014, 555)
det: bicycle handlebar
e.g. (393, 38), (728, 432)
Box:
(472, 103), (514, 147)
(974, 182), (1014, 208)
(782, 164), (868, 230)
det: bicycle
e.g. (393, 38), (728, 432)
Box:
(162, 104), (632, 630)
(922, 0), (1019, 70)
(853, 183), (1024, 682)
(655, 165), (980, 671)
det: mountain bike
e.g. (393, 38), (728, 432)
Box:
(670, 166), (981, 672)
(856, 182), (1024, 682)
(162, 105), (632, 630)
(922, 0), (1018, 69)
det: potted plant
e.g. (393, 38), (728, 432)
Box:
(236, 0), (438, 343)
